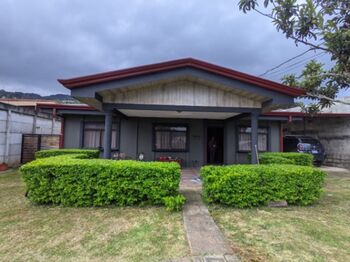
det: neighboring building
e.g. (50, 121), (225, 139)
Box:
(0, 100), (62, 167)
(266, 97), (350, 169)
(0, 98), (60, 109)
(56, 58), (304, 166)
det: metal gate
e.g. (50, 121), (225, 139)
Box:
(21, 134), (60, 163)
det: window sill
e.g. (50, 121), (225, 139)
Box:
(237, 150), (267, 153)
(152, 150), (188, 153)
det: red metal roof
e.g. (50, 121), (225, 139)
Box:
(36, 103), (96, 110)
(263, 112), (350, 117)
(58, 58), (305, 97)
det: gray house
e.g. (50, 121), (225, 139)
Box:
(57, 58), (304, 166)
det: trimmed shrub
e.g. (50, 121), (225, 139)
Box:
(259, 154), (295, 165)
(163, 195), (186, 211)
(35, 149), (100, 159)
(201, 164), (326, 208)
(20, 155), (183, 207)
(248, 152), (314, 166)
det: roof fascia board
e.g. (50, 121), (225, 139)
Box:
(102, 103), (262, 113)
(59, 58), (304, 96)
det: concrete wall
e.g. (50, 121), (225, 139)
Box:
(0, 103), (61, 167)
(63, 114), (281, 166)
(285, 117), (350, 169)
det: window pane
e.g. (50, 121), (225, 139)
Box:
(258, 128), (268, 134)
(154, 126), (187, 132)
(239, 127), (251, 133)
(111, 130), (117, 148)
(84, 123), (104, 130)
(238, 133), (251, 151)
(171, 132), (186, 150)
(154, 125), (187, 151)
(101, 130), (118, 148)
(155, 131), (171, 150)
(84, 130), (101, 148)
(258, 134), (267, 151)
(84, 122), (118, 149)
(238, 126), (268, 152)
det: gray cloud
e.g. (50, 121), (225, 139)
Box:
(0, 0), (339, 96)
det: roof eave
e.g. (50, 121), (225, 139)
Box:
(58, 58), (305, 97)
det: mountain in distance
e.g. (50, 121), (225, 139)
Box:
(0, 89), (78, 103)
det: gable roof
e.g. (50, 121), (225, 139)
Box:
(58, 58), (305, 97)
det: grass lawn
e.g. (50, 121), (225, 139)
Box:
(210, 170), (350, 262)
(0, 170), (189, 262)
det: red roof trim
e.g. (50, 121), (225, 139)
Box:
(58, 58), (305, 97)
(36, 103), (96, 110)
(264, 112), (350, 117)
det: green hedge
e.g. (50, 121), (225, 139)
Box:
(20, 155), (183, 207)
(248, 152), (314, 166)
(201, 164), (326, 208)
(35, 149), (100, 159)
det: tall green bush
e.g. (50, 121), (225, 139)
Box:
(20, 154), (183, 208)
(35, 149), (100, 159)
(201, 164), (326, 208)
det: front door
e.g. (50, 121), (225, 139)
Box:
(206, 127), (224, 164)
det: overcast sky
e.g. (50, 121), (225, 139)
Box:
(1, 0), (343, 97)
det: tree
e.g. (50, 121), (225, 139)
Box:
(238, 0), (350, 109)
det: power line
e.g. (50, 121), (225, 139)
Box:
(264, 52), (327, 78)
(267, 52), (327, 78)
(259, 48), (315, 77)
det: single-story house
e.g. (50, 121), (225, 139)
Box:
(54, 58), (305, 166)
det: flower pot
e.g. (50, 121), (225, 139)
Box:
(0, 163), (9, 171)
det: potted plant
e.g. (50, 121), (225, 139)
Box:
(0, 163), (8, 171)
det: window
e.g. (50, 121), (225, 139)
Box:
(83, 122), (118, 149)
(238, 126), (268, 152)
(153, 124), (188, 152)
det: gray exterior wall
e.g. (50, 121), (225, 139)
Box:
(64, 115), (83, 148)
(63, 114), (281, 166)
(0, 103), (61, 167)
(284, 117), (350, 169)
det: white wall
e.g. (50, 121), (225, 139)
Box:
(0, 105), (62, 167)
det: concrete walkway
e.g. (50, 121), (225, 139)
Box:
(320, 166), (349, 173)
(176, 168), (239, 261)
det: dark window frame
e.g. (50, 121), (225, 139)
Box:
(82, 121), (119, 150)
(152, 123), (189, 152)
(237, 125), (269, 153)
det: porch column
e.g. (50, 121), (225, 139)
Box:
(103, 110), (113, 159)
(251, 112), (259, 164)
